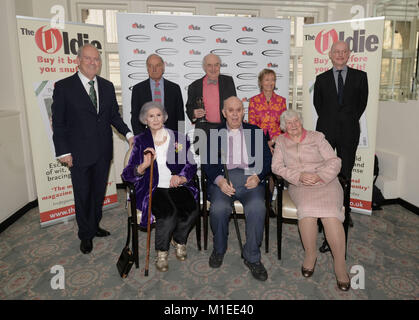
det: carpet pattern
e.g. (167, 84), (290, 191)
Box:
(0, 189), (418, 300)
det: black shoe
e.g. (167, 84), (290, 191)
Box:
(209, 250), (224, 268)
(243, 259), (268, 281)
(80, 239), (93, 254)
(95, 227), (111, 237)
(319, 240), (330, 253)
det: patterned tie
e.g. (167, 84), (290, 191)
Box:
(154, 80), (162, 103)
(337, 70), (344, 106)
(207, 79), (218, 85)
(88, 80), (97, 111)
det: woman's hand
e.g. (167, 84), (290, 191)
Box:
(170, 175), (187, 188)
(137, 148), (156, 175)
(299, 172), (322, 186)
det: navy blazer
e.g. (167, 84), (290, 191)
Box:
(51, 73), (130, 167)
(202, 122), (272, 185)
(131, 78), (185, 135)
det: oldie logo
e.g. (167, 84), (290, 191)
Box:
(236, 37), (258, 45)
(35, 26), (63, 54)
(210, 24), (232, 32)
(154, 22), (178, 30)
(155, 48), (179, 55)
(236, 61), (258, 68)
(183, 36), (206, 44)
(262, 26), (284, 33)
(127, 60), (146, 68)
(210, 49), (232, 56)
(126, 34), (151, 43)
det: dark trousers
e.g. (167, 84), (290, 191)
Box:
(151, 187), (199, 251)
(70, 157), (111, 240)
(208, 168), (266, 263)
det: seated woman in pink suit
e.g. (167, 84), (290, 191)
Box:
(248, 68), (287, 154)
(271, 109), (350, 291)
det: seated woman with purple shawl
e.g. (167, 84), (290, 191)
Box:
(122, 101), (199, 272)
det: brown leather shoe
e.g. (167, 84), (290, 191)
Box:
(301, 258), (317, 278)
(336, 274), (351, 291)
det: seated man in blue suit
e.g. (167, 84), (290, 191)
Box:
(202, 96), (272, 281)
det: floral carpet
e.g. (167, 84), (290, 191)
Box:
(0, 188), (418, 300)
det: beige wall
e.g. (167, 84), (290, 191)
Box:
(376, 100), (419, 207)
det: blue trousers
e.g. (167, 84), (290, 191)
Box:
(208, 168), (266, 263)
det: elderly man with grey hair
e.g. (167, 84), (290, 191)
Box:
(52, 43), (133, 254)
(131, 53), (185, 135)
(202, 96), (271, 281)
(186, 53), (237, 156)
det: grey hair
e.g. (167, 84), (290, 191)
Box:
(280, 109), (303, 132)
(202, 53), (221, 69)
(77, 43), (102, 61)
(146, 54), (164, 66)
(139, 101), (168, 125)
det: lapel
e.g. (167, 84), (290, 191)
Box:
(97, 76), (106, 116)
(326, 69), (339, 103)
(73, 73), (98, 115)
(343, 67), (352, 98)
(145, 78), (153, 102)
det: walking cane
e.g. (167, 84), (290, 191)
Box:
(220, 151), (243, 254)
(144, 150), (155, 276)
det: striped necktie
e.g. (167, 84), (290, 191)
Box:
(154, 80), (162, 103)
(88, 80), (98, 111)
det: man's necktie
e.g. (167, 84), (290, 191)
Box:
(154, 81), (162, 103)
(207, 79), (217, 85)
(337, 70), (344, 106)
(88, 80), (97, 111)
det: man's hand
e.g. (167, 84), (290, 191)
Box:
(193, 108), (206, 120)
(58, 155), (73, 168)
(217, 178), (235, 197)
(128, 136), (134, 148)
(244, 174), (260, 189)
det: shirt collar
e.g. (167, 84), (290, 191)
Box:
(333, 65), (348, 73)
(150, 77), (164, 86)
(78, 71), (97, 85)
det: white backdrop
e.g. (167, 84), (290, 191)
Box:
(117, 13), (290, 136)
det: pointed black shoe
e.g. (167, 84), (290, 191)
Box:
(80, 239), (93, 254)
(95, 227), (111, 237)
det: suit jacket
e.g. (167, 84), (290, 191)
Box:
(202, 122), (272, 185)
(185, 74), (237, 126)
(131, 78), (184, 135)
(52, 73), (130, 167)
(121, 128), (197, 227)
(313, 67), (368, 145)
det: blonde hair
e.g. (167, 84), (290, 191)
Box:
(258, 68), (276, 90)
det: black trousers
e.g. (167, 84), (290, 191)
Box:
(70, 157), (111, 240)
(151, 187), (199, 251)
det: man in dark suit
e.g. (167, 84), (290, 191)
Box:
(313, 40), (368, 248)
(202, 97), (272, 281)
(52, 44), (133, 254)
(186, 53), (236, 156)
(131, 54), (185, 134)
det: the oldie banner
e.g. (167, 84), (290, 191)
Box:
(16, 16), (118, 227)
(302, 17), (384, 214)
(116, 13), (290, 135)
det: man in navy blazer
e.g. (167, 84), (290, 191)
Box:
(202, 96), (271, 281)
(131, 54), (185, 135)
(52, 44), (133, 254)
